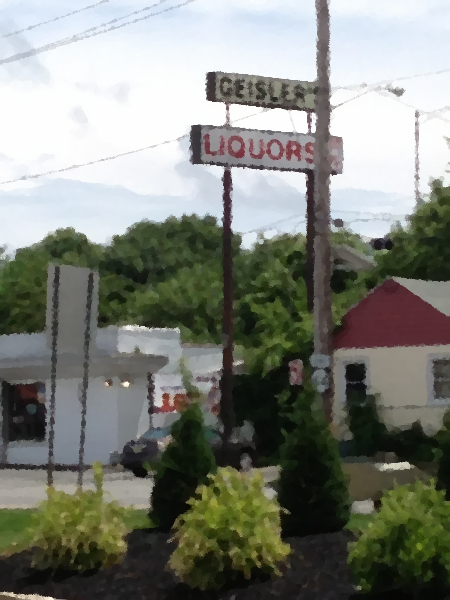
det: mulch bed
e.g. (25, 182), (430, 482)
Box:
(0, 528), (361, 600)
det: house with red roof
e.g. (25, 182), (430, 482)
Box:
(332, 277), (450, 439)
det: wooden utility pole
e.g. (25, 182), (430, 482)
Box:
(414, 110), (422, 209)
(312, 0), (334, 424)
(220, 103), (236, 462)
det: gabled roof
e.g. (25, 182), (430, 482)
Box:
(392, 277), (450, 318)
(332, 244), (375, 271)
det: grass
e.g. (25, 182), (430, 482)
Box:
(0, 507), (373, 555)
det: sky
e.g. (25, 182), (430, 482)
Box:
(0, 0), (450, 253)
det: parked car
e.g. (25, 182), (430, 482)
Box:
(120, 421), (256, 478)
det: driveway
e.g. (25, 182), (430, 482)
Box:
(0, 466), (374, 513)
(0, 468), (154, 509)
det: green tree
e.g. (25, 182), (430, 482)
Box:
(149, 400), (217, 532)
(0, 247), (50, 334)
(28, 227), (104, 269)
(126, 262), (224, 343)
(101, 214), (241, 287)
(375, 179), (450, 281)
(277, 374), (351, 537)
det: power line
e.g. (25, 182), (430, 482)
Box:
(0, 0), (197, 67)
(1, 0), (109, 39)
(244, 212), (410, 235)
(332, 66), (450, 93)
(0, 109), (269, 185)
(2, 79), (450, 186)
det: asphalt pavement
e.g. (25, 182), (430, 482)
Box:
(0, 468), (153, 509)
(0, 466), (374, 513)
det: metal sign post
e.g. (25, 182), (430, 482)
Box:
(193, 69), (344, 439)
(77, 271), (94, 489)
(220, 103), (236, 459)
(47, 265), (60, 488)
(306, 111), (315, 313)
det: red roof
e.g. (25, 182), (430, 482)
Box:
(334, 278), (450, 350)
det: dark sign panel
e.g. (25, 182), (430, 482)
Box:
(206, 71), (317, 111)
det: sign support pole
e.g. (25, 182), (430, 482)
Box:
(77, 271), (94, 489)
(220, 103), (236, 461)
(312, 0), (334, 424)
(306, 111), (315, 313)
(47, 265), (60, 488)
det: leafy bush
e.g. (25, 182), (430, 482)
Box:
(150, 399), (217, 532)
(435, 410), (450, 500)
(277, 376), (351, 537)
(167, 467), (291, 591)
(348, 479), (450, 596)
(346, 389), (389, 457)
(384, 420), (439, 464)
(10, 462), (132, 572)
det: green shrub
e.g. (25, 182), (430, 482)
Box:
(10, 462), (132, 572)
(348, 479), (450, 596)
(384, 421), (439, 464)
(277, 376), (351, 537)
(150, 400), (217, 532)
(167, 467), (291, 591)
(346, 389), (389, 457)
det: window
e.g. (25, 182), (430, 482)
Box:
(345, 363), (367, 402)
(2, 382), (47, 442)
(432, 359), (450, 401)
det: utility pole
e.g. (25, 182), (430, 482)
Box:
(414, 110), (423, 210)
(305, 111), (315, 313)
(311, 0), (334, 424)
(219, 102), (236, 463)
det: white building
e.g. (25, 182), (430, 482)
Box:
(0, 265), (241, 467)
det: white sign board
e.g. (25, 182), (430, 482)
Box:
(207, 72), (317, 112)
(190, 125), (343, 175)
(46, 264), (99, 356)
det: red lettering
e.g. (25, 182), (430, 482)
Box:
(204, 134), (225, 156)
(173, 393), (188, 411)
(228, 135), (245, 158)
(162, 393), (171, 412)
(249, 138), (265, 159)
(286, 140), (301, 161)
(266, 139), (284, 160)
(305, 141), (314, 164)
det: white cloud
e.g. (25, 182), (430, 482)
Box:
(0, 0), (449, 249)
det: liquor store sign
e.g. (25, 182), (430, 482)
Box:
(190, 125), (343, 175)
(207, 72), (317, 112)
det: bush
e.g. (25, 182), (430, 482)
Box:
(435, 411), (450, 500)
(10, 462), (132, 572)
(167, 467), (291, 591)
(150, 400), (217, 532)
(346, 389), (389, 457)
(384, 420), (439, 464)
(348, 479), (450, 596)
(277, 376), (351, 537)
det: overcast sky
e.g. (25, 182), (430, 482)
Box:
(0, 0), (450, 253)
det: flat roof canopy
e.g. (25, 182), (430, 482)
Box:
(0, 353), (168, 383)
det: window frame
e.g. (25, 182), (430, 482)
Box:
(337, 357), (370, 405)
(428, 354), (450, 405)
